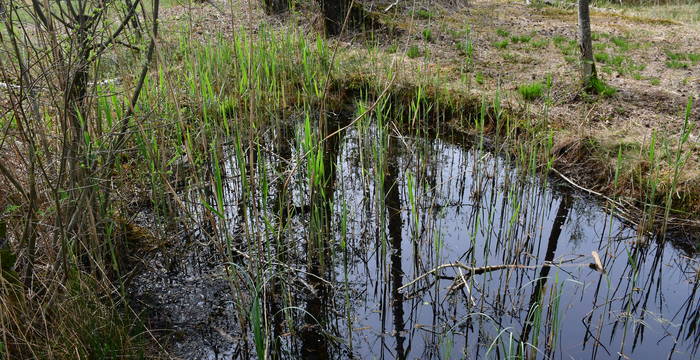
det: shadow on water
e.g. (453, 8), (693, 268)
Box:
(130, 104), (700, 359)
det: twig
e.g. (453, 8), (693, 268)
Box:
(384, 0), (400, 12)
(399, 261), (594, 293)
(551, 168), (612, 202)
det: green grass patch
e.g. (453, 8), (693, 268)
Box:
(518, 81), (545, 101)
(502, 52), (517, 62)
(456, 40), (474, 58)
(593, 42), (609, 51)
(665, 59), (688, 69)
(414, 9), (435, 19)
(597, 54), (626, 67)
(422, 28), (433, 42)
(555, 37), (579, 56)
(493, 39), (509, 49)
(496, 28), (511, 37)
(595, 52), (644, 76)
(530, 38), (549, 48)
(510, 35), (532, 43)
(666, 51), (700, 65)
(594, 52), (610, 63)
(591, 32), (610, 41)
(387, 42), (399, 53)
(552, 35), (569, 45)
(407, 45), (422, 58)
(610, 37), (632, 51)
(588, 77), (616, 97)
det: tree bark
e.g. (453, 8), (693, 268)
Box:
(578, 0), (597, 88)
(319, 0), (351, 36)
(262, 0), (288, 14)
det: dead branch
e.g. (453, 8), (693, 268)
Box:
(399, 259), (602, 294)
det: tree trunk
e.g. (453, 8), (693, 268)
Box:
(319, 0), (351, 36)
(520, 194), (572, 357)
(578, 0), (597, 88)
(262, 0), (288, 14)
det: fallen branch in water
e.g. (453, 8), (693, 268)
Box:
(399, 263), (539, 293)
(400, 255), (604, 294)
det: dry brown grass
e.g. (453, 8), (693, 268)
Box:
(592, 0), (700, 24)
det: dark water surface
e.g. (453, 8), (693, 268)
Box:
(131, 113), (699, 359)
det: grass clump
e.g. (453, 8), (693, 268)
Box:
(593, 42), (609, 51)
(610, 37), (632, 51)
(666, 59), (688, 69)
(530, 38), (548, 48)
(552, 35), (568, 45)
(518, 81), (545, 100)
(387, 42), (399, 53)
(502, 52), (517, 62)
(422, 28), (433, 42)
(414, 8), (435, 19)
(456, 39), (474, 58)
(493, 39), (509, 49)
(595, 52), (644, 76)
(591, 32), (610, 41)
(511, 35), (532, 43)
(594, 52), (610, 63)
(496, 28), (510, 37)
(594, 52), (625, 66)
(664, 52), (699, 69)
(407, 45), (422, 58)
(587, 77), (617, 97)
(554, 37), (578, 56)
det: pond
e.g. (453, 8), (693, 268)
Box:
(130, 106), (699, 359)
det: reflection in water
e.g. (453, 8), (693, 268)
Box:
(132, 114), (700, 359)
(300, 114), (344, 360)
(386, 135), (406, 360)
(520, 193), (572, 358)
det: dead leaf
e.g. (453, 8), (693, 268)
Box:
(590, 251), (606, 274)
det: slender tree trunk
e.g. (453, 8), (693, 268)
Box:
(262, 0), (288, 14)
(319, 0), (350, 36)
(578, 0), (597, 88)
(386, 136), (407, 360)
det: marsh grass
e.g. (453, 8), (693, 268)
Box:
(112, 4), (700, 359)
(3, 1), (700, 359)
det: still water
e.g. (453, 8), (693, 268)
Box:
(131, 112), (699, 359)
